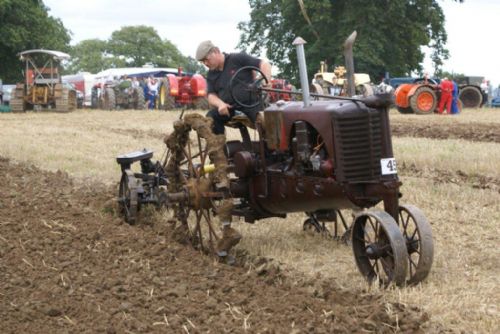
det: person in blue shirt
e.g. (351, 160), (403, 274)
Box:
(451, 80), (460, 114)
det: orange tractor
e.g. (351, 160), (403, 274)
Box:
(393, 78), (440, 114)
(394, 76), (485, 114)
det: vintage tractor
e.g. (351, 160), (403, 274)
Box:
(10, 49), (77, 113)
(313, 31), (374, 98)
(157, 68), (208, 110)
(92, 79), (146, 110)
(116, 37), (434, 287)
(393, 78), (440, 114)
(393, 75), (485, 114)
(267, 79), (296, 103)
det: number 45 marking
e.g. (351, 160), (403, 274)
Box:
(381, 158), (397, 175)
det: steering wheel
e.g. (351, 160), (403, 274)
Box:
(229, 66), (269, 109)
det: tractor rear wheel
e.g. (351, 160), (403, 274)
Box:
(459, 85), (482, 108)
(352, 210), (408, 287)
(158, 79), (175, 110)
(410, 86), (437, 114)
(103, 87), (116, 110)
(131, 87), (146, 110)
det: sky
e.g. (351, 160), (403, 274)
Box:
(43, 0), (499, 87)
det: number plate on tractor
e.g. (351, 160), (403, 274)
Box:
(381, 158), (397, 175)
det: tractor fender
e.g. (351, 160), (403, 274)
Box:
(189, 74), (207, 97)
(407, 83), (434, 98)
(394, 83), (413, 108)
(166, 74), (179, 96)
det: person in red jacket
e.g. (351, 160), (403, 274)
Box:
(438, 77), (453, 114)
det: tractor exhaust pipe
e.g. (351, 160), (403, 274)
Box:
(343, 31), (357, 97)
(293, 37), (311, 107)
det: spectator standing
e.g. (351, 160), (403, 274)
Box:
(451, 80), (460, 114)
(438, 77), (453, 114)
(480, 79), (488, 107)
(487, 80), (493, 107)
(147, 77), (159, 110)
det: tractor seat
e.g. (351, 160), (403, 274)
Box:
(226, 113), (255, 129)
(225, 111), (264, 130)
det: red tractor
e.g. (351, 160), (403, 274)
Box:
(157, 68), (208, 110)
(267, 79), (296, 103)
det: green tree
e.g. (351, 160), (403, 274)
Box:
(68, 26), (200, 74)
(238, 0), (459, 83)
(66, 39), (116, 74)
(108, 26), (164, 67)
(0, 0), (71, 82)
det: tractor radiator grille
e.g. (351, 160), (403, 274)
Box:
(333, 111), (383, 182)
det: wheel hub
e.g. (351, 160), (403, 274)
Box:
(365, 243), (390, 259)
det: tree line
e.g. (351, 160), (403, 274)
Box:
(0, 1), (203, 82)
(1, 0), (462, 84)
(237, 0), (462, 83)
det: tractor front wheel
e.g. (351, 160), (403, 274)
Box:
(410, 86), (437, 114)
(352, 210), (408, 287)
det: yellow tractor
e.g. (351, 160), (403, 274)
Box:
(312, 31), (374, 98)
(10, 49), (77, 112)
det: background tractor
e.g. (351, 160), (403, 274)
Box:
(392, 76), (485, 114)
(312, 31), (374, 98)
(157, 68), (208, 110)
(96, 79), (146, 110)
(10, 50), (77, 113)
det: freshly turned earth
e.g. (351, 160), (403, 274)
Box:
(0, 157), (430, 333)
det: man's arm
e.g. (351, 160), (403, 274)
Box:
(259, 59), (272, 85)
(208, 93), (232, 116)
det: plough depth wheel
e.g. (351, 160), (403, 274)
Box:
(398, 204), (434, 285)
(352, 210), (408, 287)
(118, 170), (139, 225)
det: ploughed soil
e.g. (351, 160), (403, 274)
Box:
(390, 120), (500, 143)
(0, 157), (432, 333)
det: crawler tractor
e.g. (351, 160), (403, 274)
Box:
(116, 37), (434, 287)
(10, 50), (77, 112)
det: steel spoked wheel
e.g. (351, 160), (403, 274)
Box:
(118, 170), (139, 225)
(303, 217), (327, 235)
(352, 210), (408, 287)
(398, 204), (434, 285)
(164, 114), (231, 254)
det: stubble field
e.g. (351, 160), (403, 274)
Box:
(0, 107), (499, 333)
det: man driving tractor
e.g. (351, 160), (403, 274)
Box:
(194, 40), (272, 260)
(196, 40), (272, 134)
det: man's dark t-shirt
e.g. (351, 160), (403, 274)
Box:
(206, 52), (261, 112)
